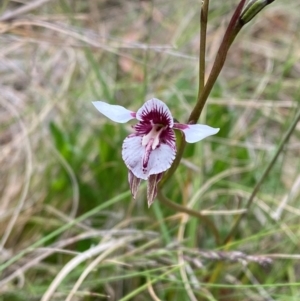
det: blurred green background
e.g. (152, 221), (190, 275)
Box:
(0, 0), (300, 300)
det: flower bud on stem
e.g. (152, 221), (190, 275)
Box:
(241, 0), (275, 25)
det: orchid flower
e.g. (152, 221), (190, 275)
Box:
(93, 98), (219, 207)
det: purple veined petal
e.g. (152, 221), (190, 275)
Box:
(136, 98), (174, 128)
(92, 101), (136, 123)
(174, 123), (220, 143)
(128, 171), (141, 199)
(147, 173), (163, 207)
(122, 133), (176, 180)
(147, 141), (176, 175)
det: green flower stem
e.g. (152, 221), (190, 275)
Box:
(160, 0), (247, 187)
(157, 191), (221, 245)
(189, 0), (246, 124)
(198, 0), (210, 96)
(224, 107), (300, 244)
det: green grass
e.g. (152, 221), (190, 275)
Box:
(0, 0), (300, 300)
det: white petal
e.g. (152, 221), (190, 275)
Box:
(174, 123), (219, 143)
(122, 135), (147, 180)
(122, 135), (176, 180)
(92, 101), (135, 123)
(136, 98), (174, 127)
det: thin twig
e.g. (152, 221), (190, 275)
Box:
(0, 0), (53, 22)
(224, 107), (300, 244)
(157, 191), (220, 245)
